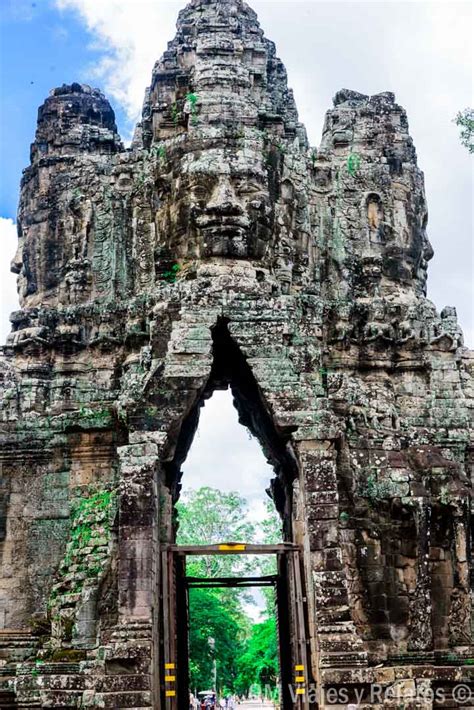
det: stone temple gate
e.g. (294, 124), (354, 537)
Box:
(0, 0), (473, 706)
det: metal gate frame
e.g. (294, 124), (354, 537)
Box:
(160, 543), (311, 710)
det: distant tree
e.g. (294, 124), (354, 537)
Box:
(454, 108), (474, 153)
(188, 587), (248, 694)
(177, 488), (281, 695)
(177, 487), (254, 693)
(255, 500), (282, 613)
(257, 498), (283, 545)
(176, 486), (256, 577)
(235, 617), (279, 697)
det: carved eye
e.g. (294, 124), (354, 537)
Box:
(234, 179), (263, 195)
(190, 184), (208, 201)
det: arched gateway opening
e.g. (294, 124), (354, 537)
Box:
(156, 320), (312, 709)
(163, 320), (298, 521)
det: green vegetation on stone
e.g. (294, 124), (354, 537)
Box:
(358, 471), (393, 503)
(162, 262), (181, 283)
(186, 92), (199, 126)
(48, 486), (116, 627)
(346, 152), (361, 176)
(172, 101), (179, 126)
(78, 407), (112, 428)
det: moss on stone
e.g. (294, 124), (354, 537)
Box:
(48, 485), (117, 635)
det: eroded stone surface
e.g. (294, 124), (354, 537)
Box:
(0, 0), (472, 707)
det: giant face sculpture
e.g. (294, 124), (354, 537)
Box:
(319, 91), (435, 298)
(155, 134), (274, 261)
(381, 197), (434, 296)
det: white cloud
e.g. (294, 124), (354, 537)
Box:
(0, 217), (19, 345)
(182, 389), (275, 521)
(55, 0), (183, 131)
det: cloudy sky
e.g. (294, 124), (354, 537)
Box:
(183, 390), (275, 521)
(0, 1), (472, 523)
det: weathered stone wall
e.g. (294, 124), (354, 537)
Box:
(0, 0), (472, 707)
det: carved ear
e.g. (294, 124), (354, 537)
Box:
(281, 179), (295, 202)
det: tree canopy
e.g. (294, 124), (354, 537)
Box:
(454, 108), (474, 154)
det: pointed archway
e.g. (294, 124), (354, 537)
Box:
(163, 319), (299, 540)
(115, 317), (314, 708)
(155, 320), (309, 708)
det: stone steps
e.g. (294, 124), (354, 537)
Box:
(27, 663), (82, 676)
(13, 662), (154, 709)
(318, 620), (368, 669)
(0, 631), (39, 664)
(0, 666), (17, 678)
(387, 652), (473, 666)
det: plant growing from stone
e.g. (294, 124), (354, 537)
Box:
(162, 262), (181, 283)
(346, 152), (361, 176)
(171, 100), (179, 127)
(186, 92), (199, 125)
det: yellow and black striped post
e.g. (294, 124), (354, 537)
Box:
(294, 663), (306, 698)
(164, 662), (176, 701)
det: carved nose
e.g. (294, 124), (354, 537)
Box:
(10, 243), (23, 274)
(423, 238), (434, 262)
(206, 178), (242, 214)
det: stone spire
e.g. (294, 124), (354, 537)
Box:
(314, 89), (434, 300)
(13, 84), (123, 308)
(31, 83), (122, 161)
(136, 0), (307, 148)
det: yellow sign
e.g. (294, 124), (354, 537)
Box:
(296, 688), (305, 695)
(295, 664), (304, 671)
(166, 690), (176, 697)
(165, 663), (175, 670)
(165, 675), (176, 682)
(218, 544), (246, 551)
(295, 676), (305, 682)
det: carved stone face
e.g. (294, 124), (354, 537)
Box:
(156, 139), (274, 260)
(382, 207), (433, 294)
(413, 217), (434, 293)
(11, 231), (35, 304)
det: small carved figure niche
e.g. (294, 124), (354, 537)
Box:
(366, 193), (384, 242)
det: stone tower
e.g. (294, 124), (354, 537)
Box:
(1, 0), (472, 707)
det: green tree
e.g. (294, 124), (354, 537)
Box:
(257, 499), (283, 545)
(177, 488), (254, 693)
(255, 500), (282, 614)
(237, 501), (281, 696)
(176, 488), (281, 696)
(188, 587), (248, 694)
(176, 487), (256, 577)
(454, 108), (474, 153)
(235, 617), (279, 697)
